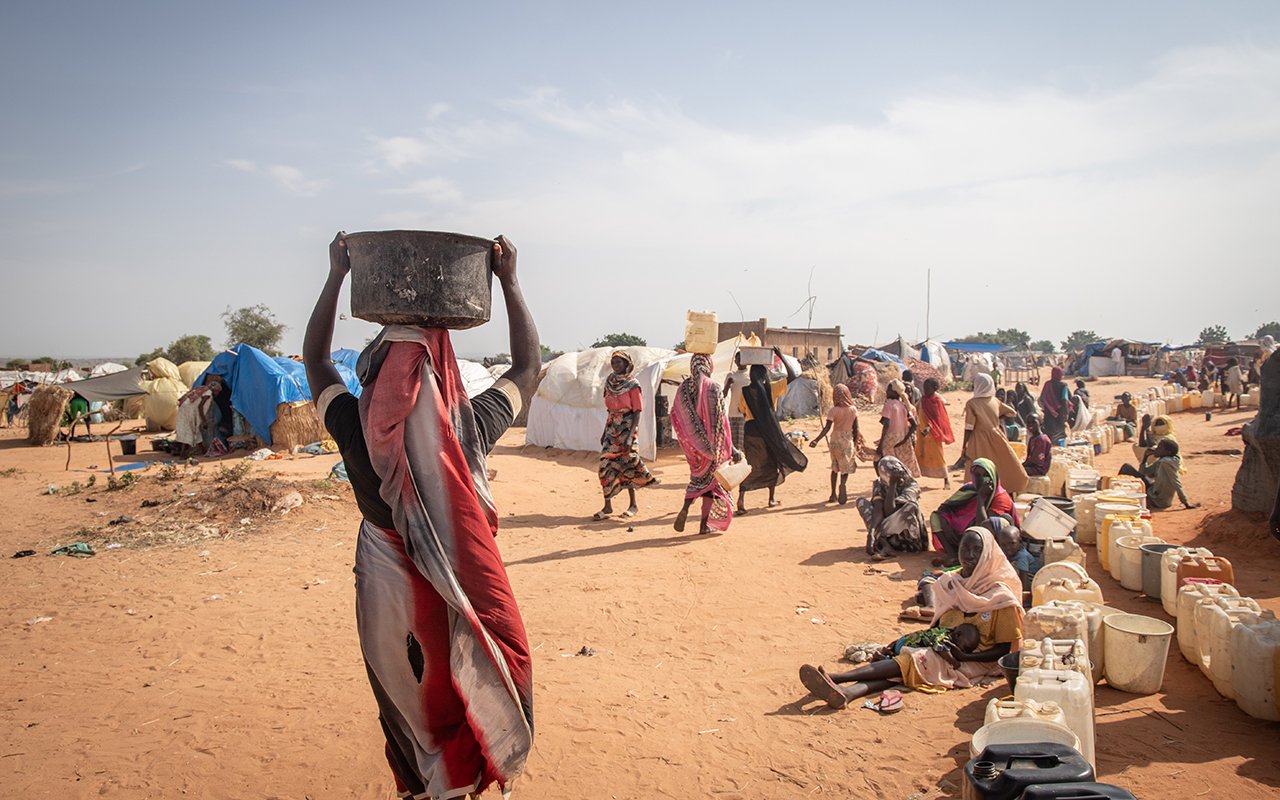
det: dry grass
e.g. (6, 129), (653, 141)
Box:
(269, 400), (325, 451)
(26, 385), (72, 446)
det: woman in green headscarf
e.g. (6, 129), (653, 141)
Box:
(929, 458), (1019, 566)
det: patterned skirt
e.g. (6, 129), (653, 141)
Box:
(599, 410), (656, 498)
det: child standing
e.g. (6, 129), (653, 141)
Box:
(810, 383), (863, 504)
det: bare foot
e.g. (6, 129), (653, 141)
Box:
(798, 664), (847, 709)
(673, 506), (689, 532)
(838, 486), (848, 505)
(827, 494), (838, 503)
(737, 506), (749, 515)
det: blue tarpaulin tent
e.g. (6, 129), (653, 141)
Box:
(858, 348), (907, 369)
(941, 341), (1015, 354)
(198, 345), (361, 445)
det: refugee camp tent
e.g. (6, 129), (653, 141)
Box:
(68, 368), (146, 403)
(140, 358), (185, 431)
(178, 360), (211, 388)
(526, 346), (677, 460)
(88, 362), (128, 378)
(876, 336), (921, 363)
(458, 359), (498, 398)
(917, 340), (953, 383)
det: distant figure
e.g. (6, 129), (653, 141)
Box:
(1011, 381), (1039, 428)
(877, 380), (920, 478)
(1022, 415), (1053, 477)
(810, 383), (865, 504)
(1039, 367), (1072, 441)
(1120, 438), (1199, 511)
(66, 393), (92, 438)
(1224, 358), (1244, 410)
(900, 369), (922, 407)
(914, 377), (954, 489)
(722, 353), (750, 450)
(962, 374), (1028, 495)
(596, 350), (658, 520)
(672, 354), (740, 534)
(738, 348), (807, 513)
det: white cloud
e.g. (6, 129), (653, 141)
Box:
(266, 164), (326, 197)
(224, 158), (258, 173)
(385, 177), (463, 205)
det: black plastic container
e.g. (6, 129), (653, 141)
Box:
(964, 742), (1094, 800)
(346, 230), (494, 329)
(1018, 783), (1137, 799)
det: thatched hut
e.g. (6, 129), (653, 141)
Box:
(27, 385), (72, 446)
(267, 400), (327, 451)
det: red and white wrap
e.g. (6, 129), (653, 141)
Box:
(355, 326), (532, 799)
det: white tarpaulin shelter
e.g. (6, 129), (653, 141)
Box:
(918, 340), (953, 383)
(89, 362), (128, 378)
(525, 346), (676, 460)
(456, 358), (497, 399)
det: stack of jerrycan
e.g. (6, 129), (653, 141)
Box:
(1232, 611), (1280, 720)
(1021, 638), (1091, 693)
(1160, 546), (1214, 616)
(1032, 562), (1104, 608)
(962, 742), (1095, 800)
(1177, 582), (1240, 663)
(1024, 601), (1107, 684)
(970, 698), (1078, 759)
(1100, 515), (1152, 576)
(1072, 493), (1099, 545)
(1015, 642), (1096, 769)
(1195, 596), (1265, 698)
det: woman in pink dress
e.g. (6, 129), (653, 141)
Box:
(595, 351), (657, 520)
(877, 379), (920, 478)
(671, 354), (740, 534)
(809, 383), (865, 504)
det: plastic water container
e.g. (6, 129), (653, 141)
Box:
(1101, 516), (1151, 574)
(1021, 638), (1091, 690)
(1072, 494), (1099, 545)
(684, 310), (718, 355)
(1175, 555), (1234, 589)
(1024, 475), (1054, 497)
(737, 346), (773, 366)
(1201, 598), (1266, 697)
(963, 742), (1094, 800)
(1047, 460), (1072, 494)
(1026, 601), (1108, 683)
(1177, 582), (1240, 662)
(1016, 667), (1096, 768)
(1032, 562), (1088, 597)
(1189, 391), (1203, 409)
(1043, 537), (1086, 568)
(1033, 563), (1104, 607)
(1018, 784), (1136, 800)
(1160, 547), (1214, 616)
(967, 718), (1081, 759)
(1009, 440), (1027, 460)
(1024, 498), (1077, 541)
(1231, 611), (1280, 721)
(1014, 501), (1033, 521)
(984, 696), (1070, 727)
(1114, 534), (1164, 590)
(1103, 613), (1174, 694)
(1140, 542), (1179, 600)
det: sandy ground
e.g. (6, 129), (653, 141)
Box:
(2, 371), (1278, 800)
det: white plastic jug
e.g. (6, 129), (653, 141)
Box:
(1201, 598), (1265, 698)
(1021, 638), (1091, 691)
(1160, 546), (1214, 616)
(1016, 666), (1095, 768)
(1073, 494), (1099, 545)
(1033, 574), (1104, 608)
(1043, 537), (1086, 569)
(1115, 534), (1164, 590)
(1023, 498), (1077, 542)
(1177, 582), (1240, 662)
(968, 718), (1081, 759)
(1024, 602), (1101, 681)
(1102, 516), (1151, 574)
(1193, 596), (1261, 679)
(984, 696), (1069, 728)
(683, 310), (719, 355)
(1231, 611), (1280, 721)
(1103, 613), (1174, 695)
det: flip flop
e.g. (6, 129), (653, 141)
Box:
(875, 690), (905, 714)
(591, 511), (611, 521)
(798, 664), (848, 709)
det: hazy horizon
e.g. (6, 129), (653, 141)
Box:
(3, 2), (1279, 359)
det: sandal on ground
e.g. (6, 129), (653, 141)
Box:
(873, 690), (904, 714)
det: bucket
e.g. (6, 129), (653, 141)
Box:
(1103, 614), (1174, 694)
(346, 230), (494, 329)
(1116, 534), (1164, 591)
(968, 718), (1081, 759)
(737, 346), (773, 366)
(998, 651), (1020, 691)
(1141, 543), (1179, 600)
(116, 435), (138, 456)
(1024, 498), (1077, 541)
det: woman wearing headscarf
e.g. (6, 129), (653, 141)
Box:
(595, 350), (657, 520)
(877, 379), (921, 478)
(1068, 381), (1094, 435)
(809, 383), (864, 504)
(962, 374), (1028, 495)
(1134, 414), (1178, 465)
(914, 377), (954, 489)
(798, 527), (1023, 708)
(738, 350), (807, 513)
(1011, 382), (1038, 427)
(671, 354), (740, 534)
(930, 458), (1019, 565)
(1039, 367), (1072, 441)
(857, 456), (928, 560)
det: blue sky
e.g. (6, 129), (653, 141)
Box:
(3, 2), (1279, 359)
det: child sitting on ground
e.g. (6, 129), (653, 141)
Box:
(994, 520), (1040, 594)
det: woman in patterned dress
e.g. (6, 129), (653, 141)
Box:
(594, 350), (658, 520)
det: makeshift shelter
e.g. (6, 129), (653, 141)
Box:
(875, 336), (921, 363)
(88, 362), (128, 378)
(140, 358), (185, 431)
(70, 368), (146, 403)
(917, 340), (953, 383)
(526, 346), (678, 460)
(199, 345), (360, 447)
(26, 385), (72, 446)
(178, 360), (212, 388)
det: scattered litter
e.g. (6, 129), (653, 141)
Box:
(45, 484), (58, 495)
(49, 542), (95, 558)
(863, 566), (888, 575)
(843, 642), (883, 664)
(810, 617), (826, 625)
(562, 646), (596, 658)
(239, 518), (251, 526)
(141, 499), (162, 508)
(204, 594), (224, 602)
(197, 550), (210, 558)
(108, 515), (133, 526)
(85, 497), (97, 503)
(698, 728), (719, 735)
(273, 491), (304, 514)
(25, 616), (53, 626)
(795, 606), (810, 615)
(11, 550), (36, 559)
(105, 543), (123, 550)
(626, 526), (634, 533)
(330, 461), (350, 482)
(302, 578), (329, 590)
(125, 608), (136, 615)
(247, 448), (276, 461)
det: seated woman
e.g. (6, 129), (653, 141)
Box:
(1119, 438), (1200, 511)
(856, 456), (928, 561)
(1022, 415), (1053, 477)
(1109, 392), (1139, 438)
(929, 458), (1018, 566)
(1011, 382), (1039, 428)
(1133, 414), (1176, 463)
(798, 528), (1023, 708)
